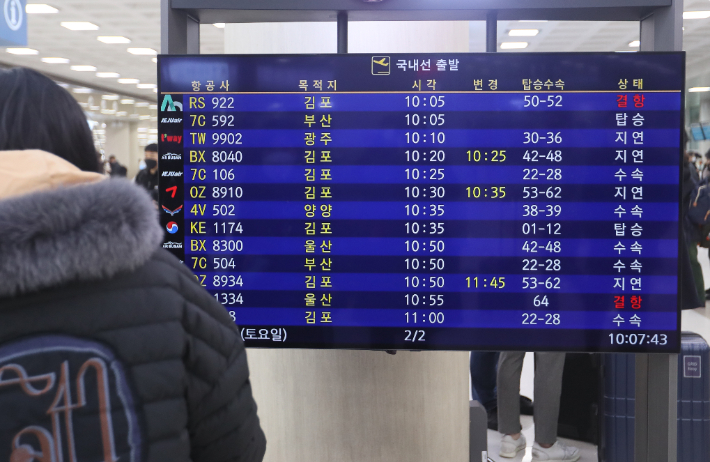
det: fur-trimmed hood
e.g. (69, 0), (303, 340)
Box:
(0, 151), (163, 298)
(0, 149), (105, 200)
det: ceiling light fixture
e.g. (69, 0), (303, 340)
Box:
(118, 78), (139, 84)
(151, 57), (157, 63)
(6, 48), (39, 55)
(509, 29), (539, 36)
(139, 115), (151, 120)
(102, 94), (120, 100)
(213, 23), (226, 28)
(96, 72), (120, 78)
(117, 111), (128, 116)
(61, 21), (99, 31)
(628, 40), (640, 47)
(148, 104), (158, 110)
(120, 99), (135, 105)
(127, 48), (157, 55)
(72, 87), (92, 94)
(683, 11), (710, 19)
(500, 42), (529, 49)
(137, 83), (156, 89)
(70, 65), (97, 71)
(26, 4), (58, 13)
(98, 36), (131, 44)
(135, 102), (149, 107)
(689, 87), (710, 92)
(42, 57), (69, 63)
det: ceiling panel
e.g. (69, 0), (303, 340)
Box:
(0, 0), (707, 103)
(0, 0), (223, 101)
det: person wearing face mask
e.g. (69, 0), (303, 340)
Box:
(135, 143), (159, 200)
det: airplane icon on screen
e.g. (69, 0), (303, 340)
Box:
(372, 56), (390, 75)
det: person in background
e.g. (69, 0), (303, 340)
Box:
(97, 152), (105, 174)
(694, 152), (703, 178)
(108, 154), (128, 177)
(0, 67), (266, 462)
(135, 143), (159, 200)
(701, 151), (710, 181)
(471, 352), (500, 429)
(687, 151), (701, 183)
(699, 149), (710, 300)
(682, 150), (706, 305)
(470, 352), (533, 430)
(497, 352), (580, 461)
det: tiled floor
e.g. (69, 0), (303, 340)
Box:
(478, 250), (710, 462)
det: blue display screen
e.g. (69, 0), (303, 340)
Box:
(158, 53), (684, 352)
(690, 123), (705, 141)
(700, 123), (710, 141)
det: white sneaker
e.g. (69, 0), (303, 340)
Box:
(532, 440), (580, 462)
(499, 434), (526, 458)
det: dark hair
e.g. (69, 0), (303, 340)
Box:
(0, 67), (99, 172)
(145, 143), (158, 152)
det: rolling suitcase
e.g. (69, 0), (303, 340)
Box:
(600, 332), (710, 462)
(677, 333), (710, 462)
(600, 353), (635, 462)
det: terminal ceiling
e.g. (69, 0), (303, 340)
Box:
(0, 0), (708, 103)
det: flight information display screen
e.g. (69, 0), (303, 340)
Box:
(158, 53), (683, 352)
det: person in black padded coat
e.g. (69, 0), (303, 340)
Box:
(0, 67), (266, 462)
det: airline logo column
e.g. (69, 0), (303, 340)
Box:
(158, 94), (185, 262)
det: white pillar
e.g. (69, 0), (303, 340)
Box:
(126, 123), (141, 179)
(700, 100), (710, 123)
(226, 21), (471, 462)
(248, 349), (469, 462)
(103, 121), (129, 171)
(103, 120), (141, 178)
